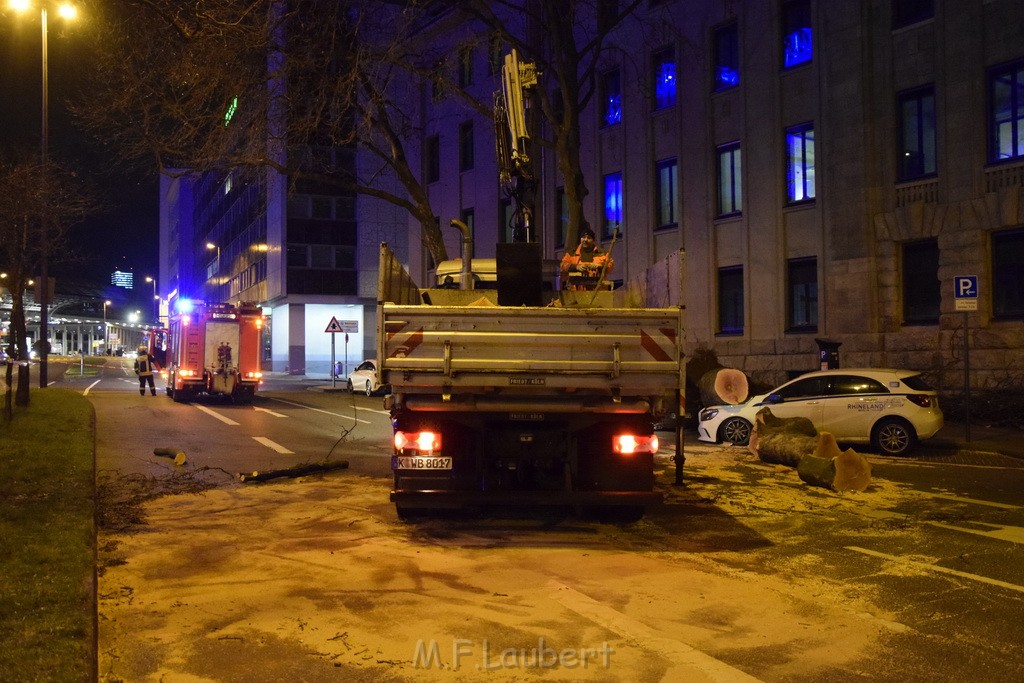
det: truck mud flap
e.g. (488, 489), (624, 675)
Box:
(390, 490), (662, 509)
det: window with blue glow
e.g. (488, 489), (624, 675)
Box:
(786, 123), (815, 203)
(782, 0), (812, 69)
(717, 143), (742, 217)
(990, 60), (1024, 162)
(603, 172), (623, 239)
(652, 48), (676, 110)
(898, 87), (936, 180)
(714, 22), (739, 91)
(601, 69), (622, 127)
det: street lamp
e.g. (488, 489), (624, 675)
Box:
(102, 299), (110, 354)
(7, 0), (79, 387)
(145, 276), (158, 321)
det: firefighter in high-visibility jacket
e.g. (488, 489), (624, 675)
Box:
(560, 225), (613, 290)
(134, 347), (158, 396)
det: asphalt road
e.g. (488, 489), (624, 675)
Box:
(53, 360), (1024, 682)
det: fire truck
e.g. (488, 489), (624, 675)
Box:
(158, 300), (265, 403)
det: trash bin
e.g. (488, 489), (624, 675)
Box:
(815, 338), (841, 370)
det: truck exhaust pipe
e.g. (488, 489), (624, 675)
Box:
(449, 219), (474, 290)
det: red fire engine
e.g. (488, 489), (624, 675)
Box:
(157, 300), (265, 403)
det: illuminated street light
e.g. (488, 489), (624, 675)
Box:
(145, 275), (158, 320)
(102, 299), (111, 354)
(7, 0), (80, 387)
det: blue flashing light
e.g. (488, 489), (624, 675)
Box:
(175, 298), (196, 314)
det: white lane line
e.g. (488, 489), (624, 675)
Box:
(254, 407), (288, 418)
(83, 380), (102, 396)
(548, 582), (762, 682)
(267, 397), (370, 423)
(252, 436), (294, 454)
(926, 521), (1024, 545)
(927, 492), (1021, 510)
(193, 404), (241, 426)
(847, 546), (1024, 594)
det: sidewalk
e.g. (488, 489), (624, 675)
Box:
(927, 419), (1024, 464)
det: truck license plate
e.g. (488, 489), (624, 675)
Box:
(393, 456), (452, 470)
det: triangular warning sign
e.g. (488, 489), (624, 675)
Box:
(324, 316), (344, 333)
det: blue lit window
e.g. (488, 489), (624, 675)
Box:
(782, 0), (812, 69)
(786, 123), (815, 203)
(652, 48), (676, 110)
(990, 60), (1024, 162)
(714, 22), (739, 91)
(603, 172), (623, 239)
(601, 69), (622, 127)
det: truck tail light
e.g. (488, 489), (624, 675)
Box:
(613, 434), (658, 455)
(245, 371), (263, 379)
(179, 368), (197, 378)
(394, 430), (441, 454)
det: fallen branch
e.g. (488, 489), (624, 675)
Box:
(153, 447), (187, 466)
(238, 460), (349, 483)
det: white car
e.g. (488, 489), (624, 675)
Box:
(346, 359), (388, 396)
(697, 368), (944, 456)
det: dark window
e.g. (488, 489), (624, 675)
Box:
(893, 0), (934, 30)
(782, 0), (812, 69)
(989, 60), (1024, 162)
(458, 48), (473, 87)
(287, 244), (308, 268)
(993, 228), (1024, 319)
(717, 142), (742, 217)
(603, 172), (623, 239)
(655, 158), (678, 228)
(458, 122), (474, 171)
(713, 22), (739, 91)
(786, 123), (815, 203)
(787, 257), (818, 330)
(426, 135), (440, 183)
(600, 68), (622, 127)
(718, 266), (744, 334)
(902, 239), (940, 324)
(555, 187), (568, 248)
(488, 36), (504, 75)
(898, 87), (937, 180)
(651, 48), (677, 110)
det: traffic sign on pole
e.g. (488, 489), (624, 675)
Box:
(954, 275), (978, 312)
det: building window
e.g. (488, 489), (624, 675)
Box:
(990, 60), (1024, 163)
(993, 228), (1024, 319)
(713, 22), (739, 91)
(651, 48), (676, 110)
(898, 87), (937, 180)
(786, 123), (815, 203)
(787, 258), (818, 330)
(555, 187), (568, 248)
(717, 142), (742, 217)
(459, 122), (474, 172)
(782, 0), (812, 69)
(893, 0), (934, 30)
(426, 135), (440, 183)
(458, 48), (473, 87)
(718, 266), (744, 335)
(655, 158), (678, 229)
(902, 239), (940, 324)
(600, 68), (622, 127)
(488, 35), (504, 75)
(603, 172), (623, 239)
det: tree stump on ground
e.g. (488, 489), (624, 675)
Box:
(748, 407), (817, 467)
(797, 433), (872, 492)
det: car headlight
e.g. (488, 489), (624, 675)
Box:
(700, 407), (719, 421)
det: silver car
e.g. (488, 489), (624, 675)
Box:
(697, 368), (944, 456)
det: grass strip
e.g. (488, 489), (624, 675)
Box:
(0, 388), (96, 682)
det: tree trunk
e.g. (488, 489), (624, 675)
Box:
(797, 433), (872, 492)
(748, 407), (817, 467)
(698, 367), (749, 406)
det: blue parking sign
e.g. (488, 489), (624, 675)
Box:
(954, 276), (977, 299)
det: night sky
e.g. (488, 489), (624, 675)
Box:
(1, 10), (159, 290)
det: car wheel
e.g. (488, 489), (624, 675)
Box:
(346, 379), (354, 393)
(873, 418), (917, 456)
(719, 417), (752, 446)
(365, 380), (374, 397)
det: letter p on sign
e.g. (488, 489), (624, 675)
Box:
(954, 275), (978, 311)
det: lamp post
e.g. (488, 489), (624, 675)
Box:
(102, 299), (110, 354)
(206, 242), (221, 299)
(8, 0), (78, 388)
(145, 276), (158, 321)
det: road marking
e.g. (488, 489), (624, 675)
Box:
(927, 492), (1021, 509)
(926, 521), (1024, 545)
(548, 582), (762, 682)
(193, 404), (240, 426)
(267, 397), (370, 423)
(254, 407), (288, 418)
(252, 436), (294, 454)
(83, 380), (102, 396)
(847, 546), (1024, 594)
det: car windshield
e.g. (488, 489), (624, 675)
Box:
(900, 373), (933, 391)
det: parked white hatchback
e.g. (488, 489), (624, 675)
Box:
(346, 359), (389, 396)
(697, 368), (944, 456)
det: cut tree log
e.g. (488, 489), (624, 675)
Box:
(748, 407), (817, 467)
(238, 460), (349, 483)
(797, 432), (872, 492)
(153, 447), (187, 466)
(698, 367), (750, 406)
